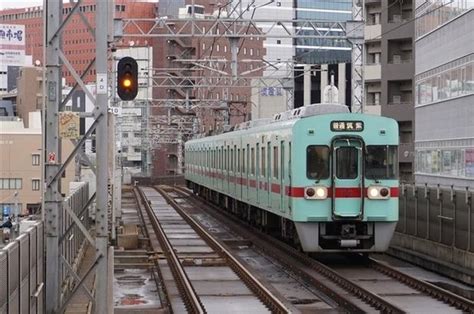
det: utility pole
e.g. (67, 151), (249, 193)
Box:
(95, 0), (110, 312)
(44, 0), (63, 311)
(349, 0), (365, 113)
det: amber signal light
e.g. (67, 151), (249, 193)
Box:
(117, 57), (138, 101)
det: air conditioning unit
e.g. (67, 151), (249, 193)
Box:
(392, 95), (401, 104)
(393, 55), (401, 64)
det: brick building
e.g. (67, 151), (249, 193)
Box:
(0, 0), (156, 85)
(152, 1), (265, 175)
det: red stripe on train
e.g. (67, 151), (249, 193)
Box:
(189, 171), (399, 198)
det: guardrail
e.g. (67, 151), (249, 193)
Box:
(0, 182), (92, 313)
(0, 222), (44, 313)
(397, 183), (473, 252)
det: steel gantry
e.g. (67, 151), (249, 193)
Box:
(43, 0), (110, 312)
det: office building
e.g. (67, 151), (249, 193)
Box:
(414, 2), (474, 187)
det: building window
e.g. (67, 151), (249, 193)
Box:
(0, 178), (22, 190)
(32, 154), (40, 166)
(32, 179), (40, 191)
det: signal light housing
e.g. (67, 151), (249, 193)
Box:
(117, 57), (138, 101)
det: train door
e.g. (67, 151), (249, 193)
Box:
(332, 138), (364, 219)
(256, 143), (260, 204)
(244, 145), (249, 201)
(266, 142), (271, 208)
(279, 141), (285, 213)
(285, 142), (291, 212)
(271, 144), (281, 211)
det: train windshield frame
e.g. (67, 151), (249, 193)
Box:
(306, 145), (330, 180)
(335, 146), (359, 179)
(365, 145), (398, 180)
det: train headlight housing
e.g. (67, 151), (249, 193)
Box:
(367, 186), (390, 199)
(305, 186), (327, 200)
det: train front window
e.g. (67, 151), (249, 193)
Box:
(307, 146), (329, 180)
(336, 147), (358, 179)
(365, 146), (398, 179)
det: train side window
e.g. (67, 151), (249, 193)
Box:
(307, 146), (329, 179)
(251, 147), (255, 175)
(231, 148), (234, 172)
(267, 142), (271, 178)
(234, 145), (237, 172)
(256, 143), (260, 177)
(281, 141), (285, 179)
(238, 149), (241, 173)
(273, 146), (279, 179)
(261, 147), (266, 177)
(242, 148), (246, 173)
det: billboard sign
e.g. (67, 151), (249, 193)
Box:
(0, 24), (26, 65)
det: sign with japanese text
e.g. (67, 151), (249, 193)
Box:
(260, 87), (282, 97)
(330, 121), (364, 132)
(0, 24), (25, 65)
(59, 111), (80, 139)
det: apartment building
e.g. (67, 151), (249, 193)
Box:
(364, 0), (415, 182)
(0, 112), (74, 216)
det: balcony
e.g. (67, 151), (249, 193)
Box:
(364, 24), (381, 41)
(365, 63), (381, 81)
(382, 102), (414, 121)
(363, 104), (381, 115)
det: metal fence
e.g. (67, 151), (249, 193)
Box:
(397, 183), (473, 253)
(0, 182), (91, 313)
(59, 182), (92, 304)
(0, 222), (44, 314)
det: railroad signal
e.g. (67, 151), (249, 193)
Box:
(117, 56), (138, 101)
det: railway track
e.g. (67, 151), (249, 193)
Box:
(136, 186), (289, 313)
(172, 185), (474, 314)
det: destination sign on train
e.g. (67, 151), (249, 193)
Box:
(330, 121), (364, 132)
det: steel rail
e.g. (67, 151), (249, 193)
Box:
(155, 185), (290, 314)
(136, 187), (205, 314)
(173, 186), (406, 314)
(132, 187), (170, 310)
(368, 257), (474, 312)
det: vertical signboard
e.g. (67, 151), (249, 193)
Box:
(466, 149), (474, 177)
(0, 24), (25, 65)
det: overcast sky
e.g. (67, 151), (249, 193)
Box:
(1, 1), (44, 9)
(1, 0), (157, 10)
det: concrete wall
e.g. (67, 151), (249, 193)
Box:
(394, 183), (474, 284)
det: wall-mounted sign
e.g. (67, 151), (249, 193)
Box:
(0, 24), (25, 65)
(260, 87), (282, 97)
(330, 121), (364, 132)
(59, 111), (80, 139)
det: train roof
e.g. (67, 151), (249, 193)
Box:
(187, 103), (396, 146)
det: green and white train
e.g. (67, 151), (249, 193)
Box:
(185, 103), (399, 252)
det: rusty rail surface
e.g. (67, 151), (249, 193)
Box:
(155, 185), (290, 314)
(173, 186), (409, 314)
(136, 187), (205, 313)
(369, 257), (474, 312)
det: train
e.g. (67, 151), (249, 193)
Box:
(184, 103), (399, 252)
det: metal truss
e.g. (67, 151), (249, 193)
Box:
(149, 74), (291, 89)
(120, 18), (348, 39)
(44, 0), (110, 312)
(349, 0), (365, 113)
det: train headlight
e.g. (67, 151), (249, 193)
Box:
(367, 186), (390, 199)
(305, 186), (327, 200)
